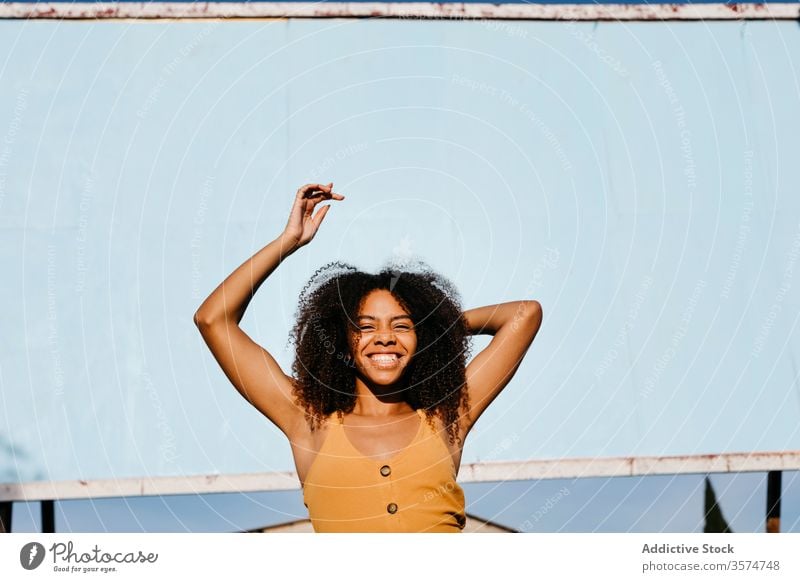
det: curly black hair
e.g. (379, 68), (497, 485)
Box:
(288, 259), (472, 447)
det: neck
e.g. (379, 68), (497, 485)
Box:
(350, 376), (414, 416)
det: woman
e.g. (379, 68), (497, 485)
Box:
(194, 182), (543, 532)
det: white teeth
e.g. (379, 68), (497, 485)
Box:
(368, 354), (400, 368)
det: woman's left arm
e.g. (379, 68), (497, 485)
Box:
(461, 300), (543, 431)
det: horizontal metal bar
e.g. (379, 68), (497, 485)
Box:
(0, 471), (300, 502)
(458, 450), (800, 483)
(0, 2), (797, 21)
(1, 450), (798, 502)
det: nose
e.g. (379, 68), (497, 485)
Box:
(373, 330), (396, 345)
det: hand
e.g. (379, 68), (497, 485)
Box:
(282, 182), (345, 248)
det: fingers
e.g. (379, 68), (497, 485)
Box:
(288, 183), (342, 242)
(296, 183), (329, 199)
(296, 182), (344, 201)
(311, 204), (331, 229)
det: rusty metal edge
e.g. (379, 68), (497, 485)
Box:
(1, 450), (798, 501)
(0, 2), (798, 21)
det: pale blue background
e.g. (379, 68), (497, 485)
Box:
(1, 18), (799, 485)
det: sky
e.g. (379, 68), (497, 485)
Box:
(3, 12), (800, 481)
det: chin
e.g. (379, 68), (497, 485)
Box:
(356, 366), (410, 387)
(360, 371), (404, 385)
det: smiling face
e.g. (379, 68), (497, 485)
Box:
(348, 289), (418, 387)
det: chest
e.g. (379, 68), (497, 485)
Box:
(340, 413), (423, 459)
(290, 414), (463, 485)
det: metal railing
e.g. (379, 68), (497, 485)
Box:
(0, 2), (798, 21)
(2, 450), (797, 533)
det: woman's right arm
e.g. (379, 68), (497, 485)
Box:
(193, 182), (344, 439)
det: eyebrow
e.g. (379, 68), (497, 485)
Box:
(356, 315), (413, 322)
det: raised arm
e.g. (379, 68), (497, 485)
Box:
(461, 300), (543, 433)
(193, 182), (344, 439)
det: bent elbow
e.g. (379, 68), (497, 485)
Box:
(194, 311), (216, 329)
(524, 300), (542, 320)
(510, 301), (542, 334)
(523, 301), (543, 332)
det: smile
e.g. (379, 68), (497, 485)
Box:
(367, 353), (403, 369)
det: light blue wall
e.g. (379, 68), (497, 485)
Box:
(1, 18), (798, 482)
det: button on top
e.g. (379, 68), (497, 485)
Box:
(380, 465), (391, 477)
(387, 502), (398, 514)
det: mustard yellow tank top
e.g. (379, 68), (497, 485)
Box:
(302, 408), (466, 533)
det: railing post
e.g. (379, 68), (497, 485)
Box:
(0, 501), (11, 533)
(42, 500), (55, 533)
(766, 470), (781, 533)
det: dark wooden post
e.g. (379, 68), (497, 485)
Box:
(766, 471), (781, 533)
